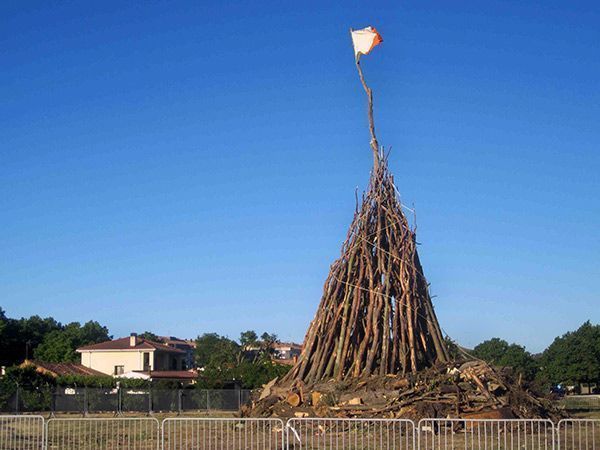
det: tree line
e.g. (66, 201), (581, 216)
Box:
(466, 321), (600, 391)
(0, 307), (110, 366)
(193, 331), (289, 388)
(1, 306), (599, 391)
(0, 307), (289, 389)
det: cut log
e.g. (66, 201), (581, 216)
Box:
(287, 393), (301, 407)
(343, 397), (363, 406)
(311, 391), (323, 406)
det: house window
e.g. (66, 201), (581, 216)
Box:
(114, 365), (124, 375)
(143, 352), (150, 371)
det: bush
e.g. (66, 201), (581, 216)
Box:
(0, 366), (55, 411)
(196, 360), (291, 389)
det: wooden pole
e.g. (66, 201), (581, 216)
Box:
(355, 59), (380, 169)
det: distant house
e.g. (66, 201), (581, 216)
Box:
(77, 333), (190, 378)
(159, 336), (196, 369)
(242, 341), (302, 365)
(20, 360), (106, 378)
(273, 342), (302, 364)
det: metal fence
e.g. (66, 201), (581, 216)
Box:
(46, 418), (160, 449)
(287, 418), (415, 450)
(162, 418), (284, 450)
(0, 389), (53, 414)
(0, 415), (44, 450)
(0, 387), (251, 414)
(417, 418), (555, 450)
(561, 396), (600, 411)
(0, 416), (599, 450)
(558, 419), (600, 450)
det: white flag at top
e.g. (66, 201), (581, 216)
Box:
(351, 26), (383, 60)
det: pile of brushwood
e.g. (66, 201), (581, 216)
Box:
(244, 359), (563, 421)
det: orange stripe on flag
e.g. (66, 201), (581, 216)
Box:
(368, 27), (383, 54)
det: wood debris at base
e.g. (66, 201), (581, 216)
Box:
(244, 360), (563, 421)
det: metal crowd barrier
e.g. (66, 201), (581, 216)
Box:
(162, 418), (284, 450)
(417, 418), (555, 450)
(286, 418), (416, 450)
(558, 419), (600, 450)
(46, 417), (160, 449)
(0, 415), (599, 450)
(0, 415), (44, 450)
(560, 396), (600, 412)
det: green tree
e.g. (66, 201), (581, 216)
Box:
(0, 309), (62, 366)
(75, 321), (110, 345)
(34, 321), (110, 363)
(444, 336), (463, 360)
(0, 366), (55, 411)
(18, 315), (61, 349)
(229, 360), (291, 389)
(0, 307), (7, 337)
(194, 333), (240, 369)
(240, 330), (258, 348)
(473, 338), (538, 381)
(259, 332), (279, 357)
(539, 321), (600, 386)
(33, 331), (74, 362)
(138, 331), (162, 342)
(473, 338), (510, 363)
(194, 332), (291, 388)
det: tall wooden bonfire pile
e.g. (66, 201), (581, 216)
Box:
(282, 153), (449, 384)
(282, 37), (450, 384)
(247, 31), (560, 420)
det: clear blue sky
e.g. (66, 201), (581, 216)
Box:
(2, 1), (599, 353)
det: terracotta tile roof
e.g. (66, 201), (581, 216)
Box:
(21, 360), (107, 377)
(77, 337), (186, 354)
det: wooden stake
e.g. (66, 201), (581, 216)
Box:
(355, 60), (380, 169)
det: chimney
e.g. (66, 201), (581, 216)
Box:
(130, 333), (138, 347)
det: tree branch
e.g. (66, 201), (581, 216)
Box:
(355, 60), (380, 169)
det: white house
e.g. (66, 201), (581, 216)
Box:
(77, 333), (187, 376)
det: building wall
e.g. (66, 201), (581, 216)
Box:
(274, 346), (301, 360)
(165, 343), (195, 369)
(79, 350), (153, 375)
(79, 350), (185, 375)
